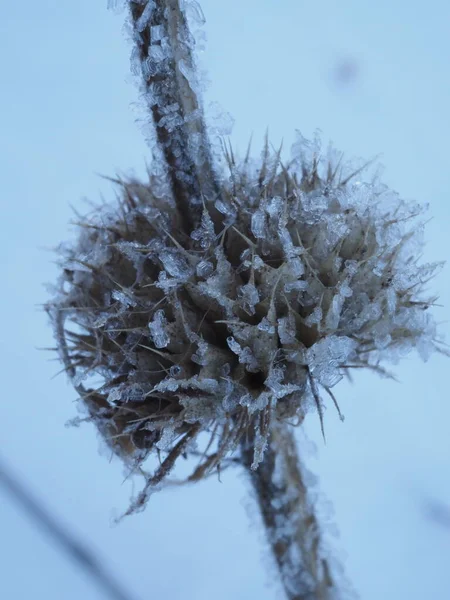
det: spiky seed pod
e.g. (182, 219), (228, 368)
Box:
(47, 133), (443, 515)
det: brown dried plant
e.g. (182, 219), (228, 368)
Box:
(47, 2), (446, 598)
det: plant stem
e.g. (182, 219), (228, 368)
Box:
(128, 0), (219, 231)
(241, 422), (337, 600)
(0, 456), (137, 600)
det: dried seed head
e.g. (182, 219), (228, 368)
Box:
(47, 133), (443, 513)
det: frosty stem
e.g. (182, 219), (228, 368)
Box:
(128, 0), (218, 231)
(241, 423), (336, 600)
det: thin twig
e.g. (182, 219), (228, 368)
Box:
(0, 456), (138, 600)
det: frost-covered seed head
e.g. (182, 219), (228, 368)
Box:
(48, 133), (444, 513)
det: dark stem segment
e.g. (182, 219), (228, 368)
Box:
(128, 0), (218, 232)
(241, 423), (336, 600)
(0, 457), (137, 600)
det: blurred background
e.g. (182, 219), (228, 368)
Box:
(1, 1), (450, 598)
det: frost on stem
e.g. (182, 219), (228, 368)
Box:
(47, 132), (445, 518)
(242, 424), (344, 600)
(126, 0), (219, 230)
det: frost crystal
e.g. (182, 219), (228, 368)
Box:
(148, 309), (170, 348)
(159, 248), (193, 280)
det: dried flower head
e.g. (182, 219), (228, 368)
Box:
(47, 132), (444, 514)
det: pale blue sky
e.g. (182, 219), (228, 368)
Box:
(1, 1), (450, 599)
